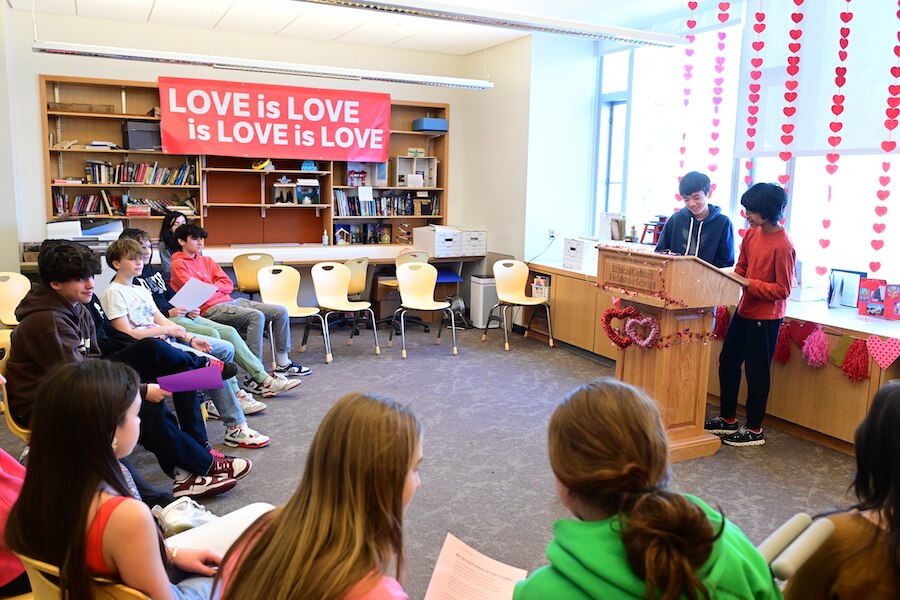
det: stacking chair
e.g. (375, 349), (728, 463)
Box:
(232, 253), (274, 300)
(388, 262), (457, 359)
(1, 330), (29, 444)
(481, 259), (554, 351)
(338, 257), (370, 334)
(0, 272), (31, 327)
(15, 552), (149, 599)
(376, 251), (431, 333)
(311, 262), (380, 361)
(257, 265), (332, 364)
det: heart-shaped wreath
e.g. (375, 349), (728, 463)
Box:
(601, 306), (641, 348)
(625, 316), (661, 349)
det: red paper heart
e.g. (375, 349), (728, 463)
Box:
(688, 1), (698, 9)
(826, 153), (840, 163)
(880, 175), (891, 186)
(790, 29), (802, 40)
(744, 161), (753, 170)
(750, 93), (761, 103)
(883, 161), (891, 172)
(840, 27), (850, 38)
(825, 164), (839, 175)
(708, 164), (718, 172)
(833, 94), (845, 105)
(888, 98), (900, 108)
(784, 106), (796, 117)
(788, 42), (801, 53)
(718, 13), (728, 23)
(785, 80), (799, 91)
(839, 11), (852, 23)
(893, 66), (900, 77)
(788, 65), (800, 76)
(876, 206), (888, 217)
(738, 228), (746, 237)
(877, 190), (890, 200)
(870, 262), (882, 273)
(755, 12), (765, 22)
(749, 105), (759, 115)
(791, 12), (803, 23)
(883, 140), (897, 152)
(711, 132), (720, 141)
(787, 56), (800, 66)
(816, 266), (828, 276)
(781, 134), (795, 145)
(753, 23), (765, 33)
(746, 140), (756, 151)
(709, 147), (720, 155)
(890, 84), (900, 97)
(836, 67), (847, 76)
(790, 321), (818, 347)
(601, 307), (641, 349)
(687, 19), (697, 29)
(886, 119), (898, 131)
(748, 116), (758, 126)
(819, 239), (830, 248)
(752, 41), (764, 51)
(779, 151), (793, 161)
(747, 127), (757, 137)
(828, 136), (842, 146)
(778, 174), (790, 184)
(840, 38), (849, 49)
(784, 92), (798, 103)
(872, 240), (885, 250)
(782, 123), (794, 134)
(822, 219), (831, 228)
(835, 76), (846, 86)
(873, 223), (886, 233)
(830, 122), (843, 132)
(744, 175), (753, 185)
(838, 50), (848, 62)
(866, 336), (900, 370)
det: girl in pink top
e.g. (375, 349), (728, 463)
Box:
(6, 360), (220, 599)
(216, 392), (423, 600)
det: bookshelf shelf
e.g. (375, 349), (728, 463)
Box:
(203, 167), (330, 176)
(50, 148), (168, 155)
(333, 186), (444, 191)
(48, 111), (161, 121)
(51, 183), (200, 189)
(333, 215), (434, 220)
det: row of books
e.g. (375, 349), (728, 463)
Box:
(332, 190), (440, 217)
(83, 161), (197, 186)
(53, 189), (196, 217)
(334, 223), (393, 245)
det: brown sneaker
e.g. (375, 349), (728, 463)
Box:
(172, 468), (237, 498)
(208, 457), (252, 480)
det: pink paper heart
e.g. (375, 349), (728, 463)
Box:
(866, 335), (900, 370)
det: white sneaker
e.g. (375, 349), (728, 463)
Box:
(224, 423), (271, 449)
(236, 389), (267, 415)
(261, 376), (301, 397)
(151, 497), (218, 537)
(205, 399), (221, 420)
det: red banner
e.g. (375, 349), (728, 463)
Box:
(159, 77), (390, 162)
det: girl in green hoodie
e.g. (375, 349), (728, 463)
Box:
(514, 378), (781, 600)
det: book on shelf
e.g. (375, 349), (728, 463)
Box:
(53, 178), (84, 185)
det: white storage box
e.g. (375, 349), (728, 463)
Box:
(563, 238), (584, 270)
(460, 230), (487, 256)
(413, 225), (462, 258)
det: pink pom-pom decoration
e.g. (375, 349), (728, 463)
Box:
(841, 339), (870, 382)
(774, 323), (792, 365)
(801, 325), (829, 368)
(625, 316), (661, 349)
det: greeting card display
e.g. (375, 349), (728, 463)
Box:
(885, 284), (900, 321)
(858, 278), (887, 317)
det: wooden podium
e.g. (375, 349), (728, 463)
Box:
(596, 246), (743, 462)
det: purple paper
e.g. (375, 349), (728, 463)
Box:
(157, 365), (224, 393)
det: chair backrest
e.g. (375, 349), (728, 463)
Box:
(344, 257), (369, 297)
(397, 262), (438, 306)
(493, 260), (530, 302)
(0, 272), (31, 327)
(15, 552), (150, 599)
(257, 265), (302, 310)
(311, 262), (352, 306)
(0, 330), (28, 443)
(0, 328), (11, 375)
(232, 253), (274, 294)
(396, 250), (429, 266)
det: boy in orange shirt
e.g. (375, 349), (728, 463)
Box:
(705, 183), (795, 447)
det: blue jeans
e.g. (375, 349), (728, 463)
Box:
(170, 577), (213, 600)
(171, 314), (269, 383)
(170, 336), (245, 429)
(205, 299), (291, 365)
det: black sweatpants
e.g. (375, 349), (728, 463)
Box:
(718, 313), (782, 430)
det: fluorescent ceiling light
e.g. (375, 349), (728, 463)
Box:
(294, 0), (684, 47)
(31, 40), (494, 90)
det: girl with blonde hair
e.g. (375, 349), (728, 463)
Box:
(514, 378), (780, 600)
(216, 392), (423, 600)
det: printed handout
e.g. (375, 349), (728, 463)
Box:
(169, 277), (217, 311)
(424, 533), (527, 600)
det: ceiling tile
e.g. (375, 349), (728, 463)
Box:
(215, 0), (307, 34)
(150, 0), (234, 29)
(76, 0), (154, 22)
(9, 0), (75, 15)
(278, 4), (371, 42)
(332, 11), (428, 46)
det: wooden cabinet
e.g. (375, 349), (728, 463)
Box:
(41, 76), (200, 228)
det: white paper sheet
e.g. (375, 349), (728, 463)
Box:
(169, 277), (218, 311)
(424, 533), (527, 600)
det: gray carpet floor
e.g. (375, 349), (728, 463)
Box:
(0, 324), (856, 599)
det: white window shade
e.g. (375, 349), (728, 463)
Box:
(734, 1), (899, 157)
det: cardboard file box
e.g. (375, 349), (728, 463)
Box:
(122, 121), (161, 150)
(563, 238), (584, 270)
(413, 225), (461, 258)
(460, 230), (487, 255)
(411, 118), (448, 132)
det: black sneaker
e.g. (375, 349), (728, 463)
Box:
(721, 427), (765, 447)
(274, 361), (312, 377)
(704, 416), (740, 435)
(207, 358), (239, 380)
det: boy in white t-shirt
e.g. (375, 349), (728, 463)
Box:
(101, 238), (271, 450)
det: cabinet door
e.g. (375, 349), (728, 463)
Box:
(551, 276), (598, 350)
(592, 289), (620, 360)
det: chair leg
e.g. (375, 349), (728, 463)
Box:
(323, 311), (336, 363)
(268, 321), (277, 371)
(399, 309), (408, 359)
(365, 308), (380, 355)
(501, 305), (511, 351)
(544, 302), (555, 348)
(300, 318), (312, 352)
(448, 308), (458, 356)
(387, 308), (402, 348)
(481, 302), (501, 342)
(525, 304), (536, 337)
(436, 314), (443, 344)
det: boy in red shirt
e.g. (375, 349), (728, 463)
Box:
(705, 183), (795, 447)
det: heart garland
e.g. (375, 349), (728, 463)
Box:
(865, 335), (900, 370)
(678, 1), (698, 184)
(625, 316), (662, 349)
(778, 0), (804, 190)
(744, 6), (766, 183)
(708, 4), (730, 173)
(873, 6), (899, 274)
(601, 306), (641, 348)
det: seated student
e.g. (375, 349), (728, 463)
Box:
(784, 383), (900, 599)
(514, 378), (781, 600)
(215, 392), (423, 600)
(6, 241), (247, 498)
(119, 228), (299, 399)
(655, 171), (735, 268)
(6, 360), (221, 600)
(158, 210), (186, 283)
(170, 223), (312, 380)
(102, 238), (271, 449)
(0, 399), (29, 598)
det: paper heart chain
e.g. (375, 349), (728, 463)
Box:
(824, 2), (852, 177)
(744, 9), (766, 177)
(778, 1), (804, 189)
(708, 3), (730, 174)
(602, 306), (641, 349)
(873, 17), (900, 273)
(679, 1), (698, 174)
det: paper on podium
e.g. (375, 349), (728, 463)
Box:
(157, 364), (223, 393)
(424, 533), (527, 600)
(169, 277), (217, 311)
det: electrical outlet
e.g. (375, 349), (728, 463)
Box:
(549, 229), (556, 240)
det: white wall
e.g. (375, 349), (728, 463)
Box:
(0, 6), (22, 271)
